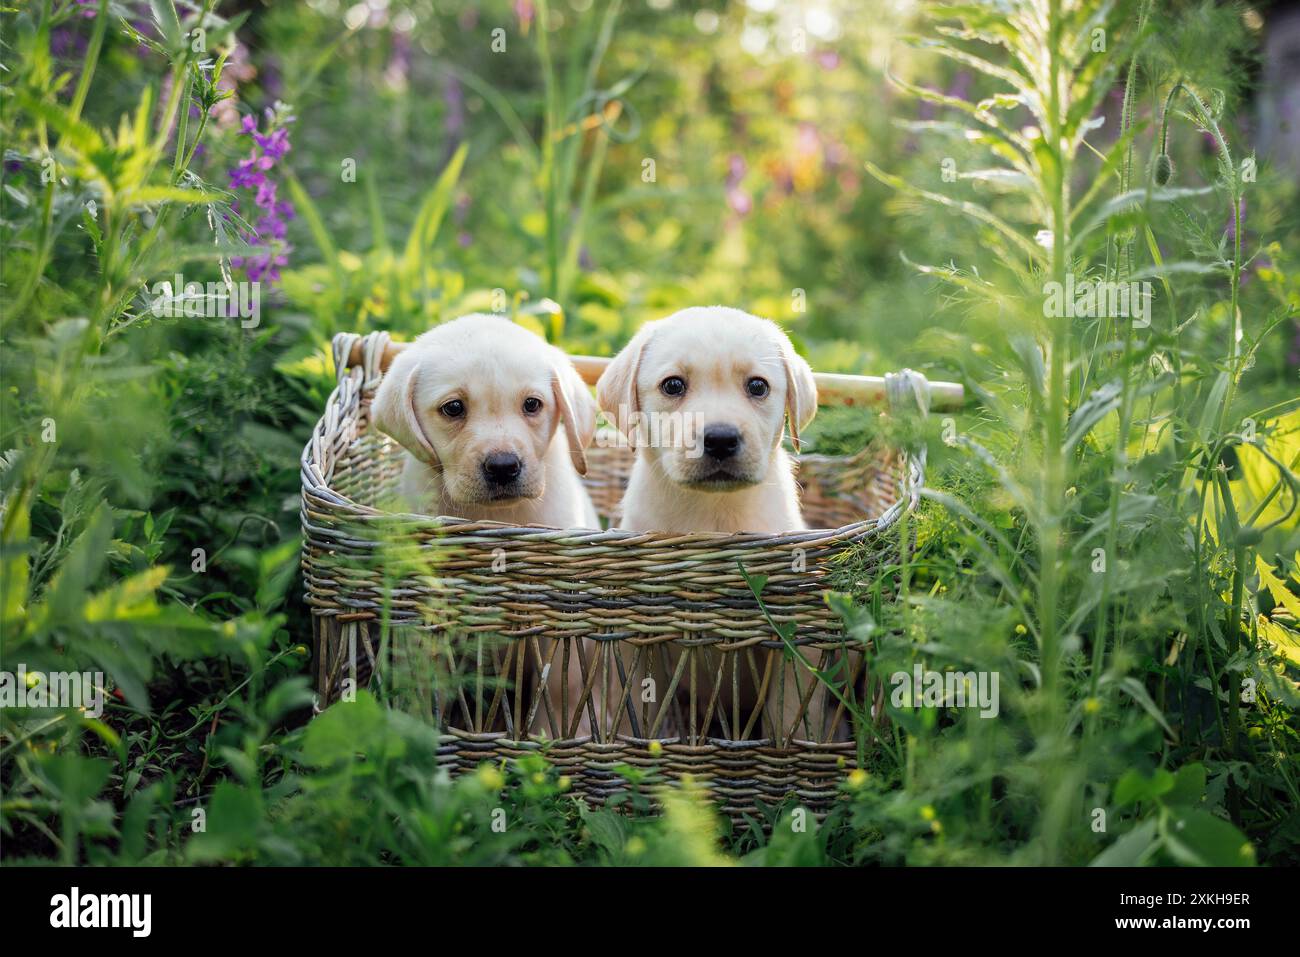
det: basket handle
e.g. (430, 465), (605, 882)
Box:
(332, 331), (391, 387)
(341, 334), (966, 411)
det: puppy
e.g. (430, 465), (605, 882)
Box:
(597, 306), (830, 745)
(372, 313), (600, 739)
(596, 306), (816, 534)
(372, 313), (600, 528)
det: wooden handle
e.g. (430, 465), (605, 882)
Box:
(348, 338), (966, 412)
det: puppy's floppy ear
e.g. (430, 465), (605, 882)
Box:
(777, 331), (818, 453)
(371, 350), (440, 467)
(596, 320), (658, 444)
(551, 349), (599, 476)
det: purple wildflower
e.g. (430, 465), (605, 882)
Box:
(385, 32), (412, 91)
(254, 128), (291, 162)
(725, 154), (752, 218)
(515, 1), (535, 31)
(229, 155), (267, 190)
(228, 108), (295, 287)
(51, 22), (90, 59)
(443, 72), (466, 144)
(947, 71), (973, 103)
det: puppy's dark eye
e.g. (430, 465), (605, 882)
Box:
(522, 396), (543, 414)
(439, 399), (466, 418)
(746, 377), (770, 398)
(660, 376), (687, 397)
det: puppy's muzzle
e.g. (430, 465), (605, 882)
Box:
(702, 424), (742, 461)
(482, 452), (524, 494)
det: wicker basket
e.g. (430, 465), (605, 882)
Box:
(303, 329), (939, 822)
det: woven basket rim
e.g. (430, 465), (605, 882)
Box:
(300, 334), (924, 548)
(302, 444), (919, 547)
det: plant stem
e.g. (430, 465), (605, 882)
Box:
(69, 0), (110, 123)
(536, 0), (560, 301)
(1088, 0), (1152, 726)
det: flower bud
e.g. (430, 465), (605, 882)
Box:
(1153, 153), (1173, 186)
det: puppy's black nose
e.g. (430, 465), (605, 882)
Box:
(482, 452), (523, 485)
(702, 425), (742, 461)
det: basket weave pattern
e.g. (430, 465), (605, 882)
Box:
(303, 331), (921, 819)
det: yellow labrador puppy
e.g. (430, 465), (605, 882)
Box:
(372, 313), (600, 738)
(597, 306), (816, 534)
(597, 306), (828, 744)
(372, 313), (599, 528)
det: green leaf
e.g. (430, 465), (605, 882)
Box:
(401, 141), (469, 279)
(737, 563), (769, 597)
(1162, 810), (1256, 867)
(1116, 677), (1176, 738)
(1256, 555), (1300, 620)
(123, 186), (221, 208)
(302, 692), (398, 767)
(42, 505), (114, 628)
(186, 781), (264, 861)
(1114, 768), (1175, 807)
(864, 160), (1043, 263)
(1089, 819), (1159, 866)
(284, 170), (341, 293)
(150, 0), (185, 52)
(255, 536), (301, 609)
(1165, 763), (1207, 807)
(1072, 187), (1212, 241)
(38, 753), (112, 806)
(1065, 380), (1122, 454)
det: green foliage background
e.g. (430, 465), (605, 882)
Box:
(1, 0), (1297, 865)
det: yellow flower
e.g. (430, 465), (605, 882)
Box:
(1084, 697), (1101, 715)
(648, 740), (663, 756)
(1014, 624), (1027, 635)
(477, 765), (505, 790)
(626, 836), (646, 857)
(557, 775), (572, 792)
(920, 805), (936, 821)
(847, 769), (868, 789)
